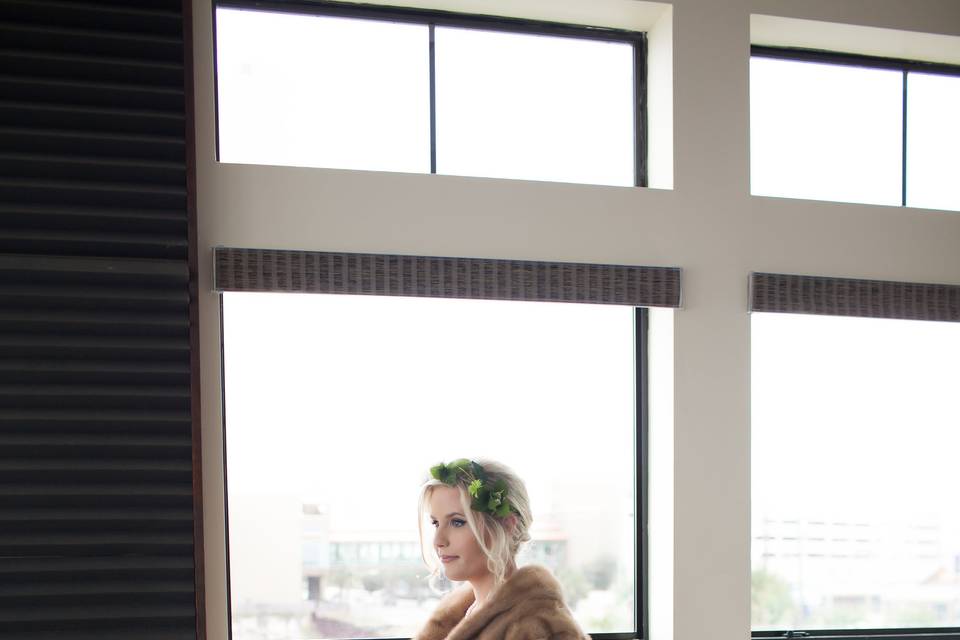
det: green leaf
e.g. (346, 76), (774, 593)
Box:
(431, 462), (461, 485)
(468, 479), (483, 497)
(494, 502), (512, 518)
(449, 458), (471, 473)
(470, 461), (487, 481)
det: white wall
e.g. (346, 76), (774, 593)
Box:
(192, 0), (960, 638)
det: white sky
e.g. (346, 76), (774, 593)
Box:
(907, 72), (960, 211)
(751, 57), (904, 206)
(751, 57), (959, 211)
(223, 296), (960, 556)
(223, 293), (636, 544)
(752, 312), (960, 534)
(216, 9), (431, 173)
(433, 27), (633, 185)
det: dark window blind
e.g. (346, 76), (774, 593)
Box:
(750, 272), (960, 322)
(0, 1), (200, 638)
(214, 247), (683, 308)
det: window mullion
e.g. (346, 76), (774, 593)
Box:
(634, 38), (647, 188)
(902, 69), (908, 207)
(429, 23), (437, 174)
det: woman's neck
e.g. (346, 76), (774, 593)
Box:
(469, 562), (516, 608)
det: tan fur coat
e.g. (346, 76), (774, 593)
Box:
(412, 565), (590, 640)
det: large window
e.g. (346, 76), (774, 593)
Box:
(222, 291), (648, 640)
(214, 1), (645, 186)
(750, 47), (960, 211)
(751, 311), (960, 636)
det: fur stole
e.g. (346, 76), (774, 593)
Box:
(413, 565), (590, 640)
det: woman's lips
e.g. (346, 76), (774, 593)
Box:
(440, 555), (459, 563)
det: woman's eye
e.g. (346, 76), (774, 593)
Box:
(430, 521), (439, 528)
(451, 518), (466, 527)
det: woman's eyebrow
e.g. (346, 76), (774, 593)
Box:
(428, 512), (464, 519)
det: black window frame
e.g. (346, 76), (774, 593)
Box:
(749, 271), (960, 640)
(750, 45), (960, 208)
(217, 278), (653, 640)
(213, 0), (649, 186)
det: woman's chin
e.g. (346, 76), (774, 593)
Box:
(443, 568), (465, 582)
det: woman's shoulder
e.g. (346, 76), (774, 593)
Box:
(499, 566), (590, 640)
(502, 565), (564, 599)
(412, 584), (474, 640)
(502, 603), (590, 640)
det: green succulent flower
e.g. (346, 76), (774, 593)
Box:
(468, 479), (483, 497)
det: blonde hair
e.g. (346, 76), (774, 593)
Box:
(418, 459), (532, 590)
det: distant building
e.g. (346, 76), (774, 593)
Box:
(302, 502), (569, 602)
(753, 515), (960, 623)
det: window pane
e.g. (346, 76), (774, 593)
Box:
(907, 72), (960, 212)
(216, 8), (430, 173)
(752, 313), (960, 630)
(223, 293), (637, 639)
(435, 28), (635, 186)
(750, 58), (903, 206)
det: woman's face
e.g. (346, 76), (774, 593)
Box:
(428, 485), (490, 584)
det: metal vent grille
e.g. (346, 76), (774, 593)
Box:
(0, 1), (198, 638)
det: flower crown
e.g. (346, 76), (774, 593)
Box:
(429, 459), (513, 518)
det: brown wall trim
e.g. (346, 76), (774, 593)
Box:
(183, 0), (206, 638)
(750, 272), (960, 322)
(214, 247), (683, 308)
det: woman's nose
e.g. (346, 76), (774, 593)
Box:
(435, 530), (448, 548)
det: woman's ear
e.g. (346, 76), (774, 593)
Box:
(503, 514), (518, 533)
